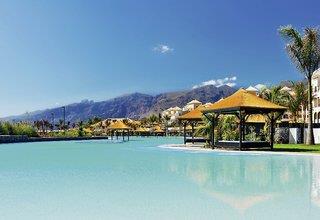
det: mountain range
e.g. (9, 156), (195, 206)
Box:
(2, 85), (236, 123)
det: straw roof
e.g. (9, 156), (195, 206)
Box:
(179, 104), (214, 121)
(135, 127), (149, 132)
(153, 125), (165, 133)
(246, 114), (266, 123)
(168, 127), (180, 132)
(203, 89), (286, 114)
(107, 120), (131, 130)
(186, 125), (193, 130)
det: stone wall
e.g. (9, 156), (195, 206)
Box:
(0, 135), (109, 144)
(0, 135), (29, 143)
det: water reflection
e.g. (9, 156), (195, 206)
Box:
(312, 157), (320, 208)
(168, 153), (320, 215)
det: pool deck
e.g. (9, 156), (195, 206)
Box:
(159, 143), (320, 157)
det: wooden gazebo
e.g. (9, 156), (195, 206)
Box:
(178, 104), (213, 144)
(108, 120), (131, 141)
(153, 126), (165, 136)
(134, 127), (150, 136)
(202, 89), (286, 150)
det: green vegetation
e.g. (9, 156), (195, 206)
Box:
(287, 81), (308, 123)
(0, 122), (38, 137)
(47, 128), (92, 138)
(217, 115), (239, 141)
(279, 25), (320, 145)
(260, 85), (289, 106)
(274, 144), (320, 153)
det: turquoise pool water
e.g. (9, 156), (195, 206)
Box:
(0, 137), (320, 219)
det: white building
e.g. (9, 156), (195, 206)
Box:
(182, 99), (202, 112)
(162, 106), (182, 122)
(246, 86), (259, 95)
(312, 69), (320, 123)
(283, 69), (320, 123)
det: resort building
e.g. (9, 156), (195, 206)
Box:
(246, 86), (259, 95)
(276, 86), (306, 122)
(290, 69), (320, 123)
(182, 99), (202, 112)
(312, 69), (320, 123)
(161, 106), (182, 122)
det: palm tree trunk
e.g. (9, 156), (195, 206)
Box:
(306, 77), (315, 145)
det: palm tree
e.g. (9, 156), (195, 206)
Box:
(56, 119), (64, 131)
(195, 116), (212, 138)
(260, 85), (289, 106)
(162, 115), (171, 135)
(148, 114), (158, 125)
(77, 121), (84, 137)
(279, 25), (320, 145)
(260, 86), (290, 141)
(42, 120), (51, 134)
(287, 82), (308, 122)
(33, 120), (42, 133)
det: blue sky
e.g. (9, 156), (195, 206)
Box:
(0, 0), (319, 117)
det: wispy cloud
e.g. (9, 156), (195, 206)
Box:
(153, 44), (173, 54)
(192, 76), (237, 89)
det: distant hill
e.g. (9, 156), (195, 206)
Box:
(1, 85), (236, 122)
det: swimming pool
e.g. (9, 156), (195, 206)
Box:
(0, 137), (319, 219)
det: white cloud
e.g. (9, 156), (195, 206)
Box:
(153, 44), (173, 54)
(192, 76), (237, 89)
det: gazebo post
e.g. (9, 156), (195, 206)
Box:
(191, 122), (195, 144)
(270, 115), (275, 150)
(243, 120), (246, 141)
(211, 116), (215, 148)
(239, 111), (243, 151)
(111, 130), (113, 140)
(122, 131), (124, 141)
(127, 129), (129, 141)
(183, 123), (187, 144)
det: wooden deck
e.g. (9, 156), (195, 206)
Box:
(185, 137), (208, 143)
(215, 140), (271, 150)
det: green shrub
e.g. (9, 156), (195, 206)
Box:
(0, 122), (38, 137)
(216, 115), (239, 141)
(245, 126), (261, 141)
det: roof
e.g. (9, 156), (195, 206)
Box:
(172, 106), (182, 111)
(246, 114), (266, 123)
(246, 86), (258, 92)
(179, 104), (213, 121)
(153, 125), (165, 133)
(107, 120), (131, 130)
(187, 99), (202, 105)
(312, 69), (320, 78)
(186, 125), (193, 130)
(203, 88), (287, 114)
(135, 127), (149, 132)
(254, 84), (267, 91)
(280, 86), (292, 92)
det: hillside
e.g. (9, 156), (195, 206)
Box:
(2, 85), (236, 122)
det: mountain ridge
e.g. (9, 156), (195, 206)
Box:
(1, 85), (237, 122)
